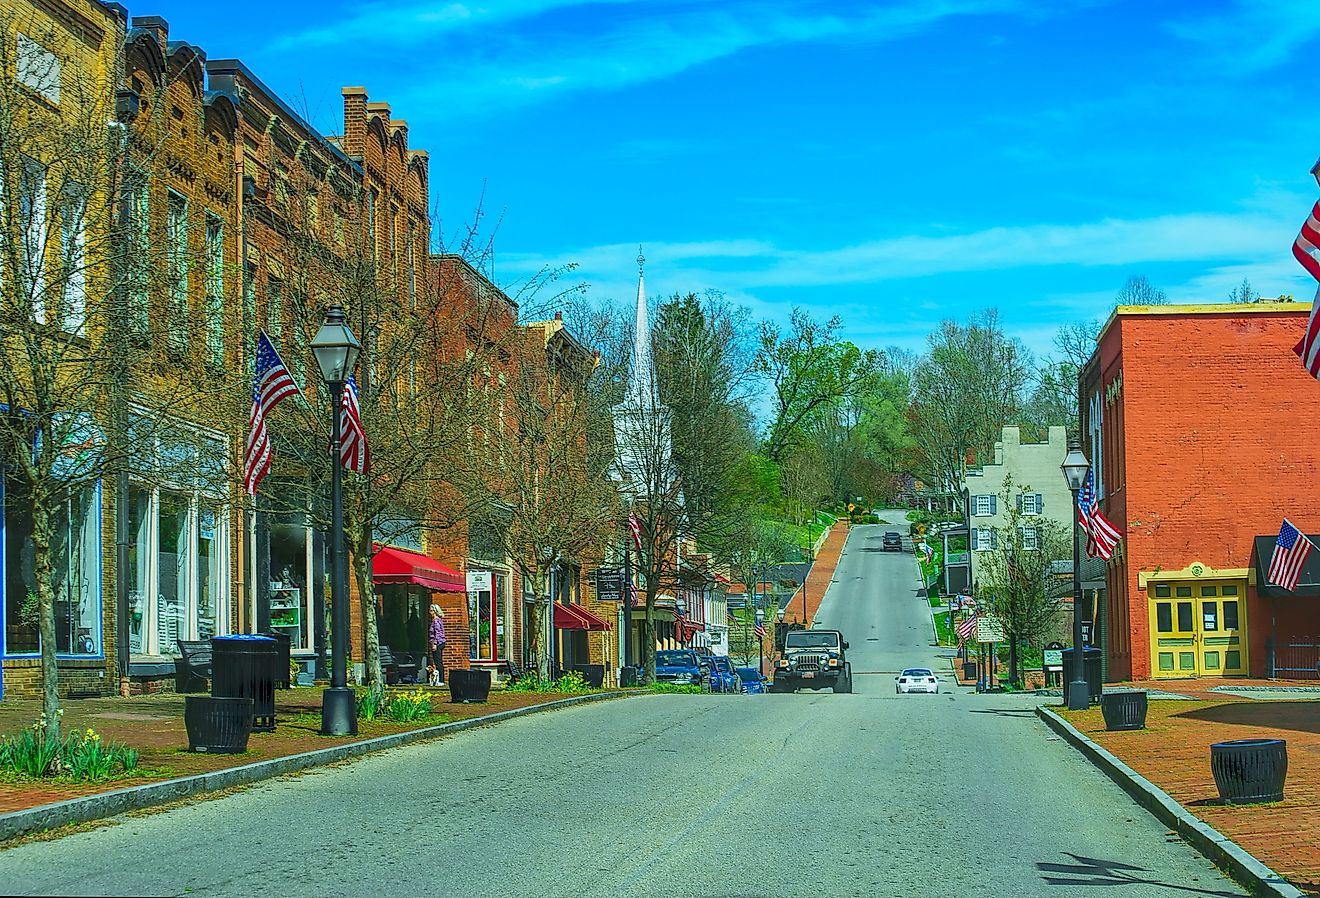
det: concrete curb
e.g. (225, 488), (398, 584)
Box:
(0, 691), (635, 844)
(1036, 706), (1304, 898)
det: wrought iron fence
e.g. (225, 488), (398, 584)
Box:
(1269, 637), (1320, 679)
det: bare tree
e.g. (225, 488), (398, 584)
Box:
(1115, 275), (1168, 305)
(1227, 277), (1260, 304)
(0, 12), (237, 739)
(976, 477), (1069, 686)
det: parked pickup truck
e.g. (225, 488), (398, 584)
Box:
(772, 629), (852, 693)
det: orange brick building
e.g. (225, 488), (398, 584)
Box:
(1082, 302), (1320, 682)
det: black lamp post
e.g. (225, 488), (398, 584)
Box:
(311, 304), (361, 736)
(1061, 436), (1091, 711)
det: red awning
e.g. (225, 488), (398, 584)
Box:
(372, 544), (466, 592)
(553, 602), (612, 631)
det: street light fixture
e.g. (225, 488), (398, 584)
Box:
(1060, 436), (1091, 712)
(312, 304), (362, 736)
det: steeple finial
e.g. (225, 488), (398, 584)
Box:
(637, 245), (645, 277)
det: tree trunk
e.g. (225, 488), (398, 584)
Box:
(1009, 633), (1019, 689)
(32, 494), (61, 745)
(353, 545), (383, 699)
(643, 582), (657, 684)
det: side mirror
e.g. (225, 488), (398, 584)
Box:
(894, 676), (900, 680)
(843, 641), (850, 649)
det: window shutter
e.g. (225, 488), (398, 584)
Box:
(990, 496), (998, 515)
(990, 529), (999, 550)
(1036, 493), (1044, 514)
(1015, 494), (1023, 513)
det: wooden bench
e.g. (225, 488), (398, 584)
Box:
(175, 639), (212, 693)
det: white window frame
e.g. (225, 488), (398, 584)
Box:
(973, 494), (993, 517)
(1019, 526), (1039, 551)
(19, 156), (47, 322)
(1021, 493), (1040, 516)
(17, 33), (60, 104)
(125, 168), (150, 334)
(127, 418), (231, 658)
(166, 190), (189, 351)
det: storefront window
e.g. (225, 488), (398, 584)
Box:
(269, 509), (310, 651)
(468, 571), (508, 661)
(197, 503), (222, 640)
(127, 487), (149, 654)
(127, 484), (230, 657)
(156, 491), (190, 657)
(3, 479), (101, 657)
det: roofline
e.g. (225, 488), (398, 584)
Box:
(1096, 300), (1310, 347)
(205, 58), (358, 172)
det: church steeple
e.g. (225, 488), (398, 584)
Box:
(629, 245), (658, 409)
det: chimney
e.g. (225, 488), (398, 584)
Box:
(131, 15), (169, 49)
(341, 87), (368, 159)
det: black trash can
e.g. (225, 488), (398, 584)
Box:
(449, 668), (491, 703)
(1211, 738), (1287, 804)
(962, 660), (977, 681)
(620, 666), (640, 688)
(184, 695), (254, 752)
(258, 631), (292, 688)
(1101, 690), (1148, 731)
(572, 664), (605, 688)
(212, 635), (278, 732)
(1060, 647), (1103, 704)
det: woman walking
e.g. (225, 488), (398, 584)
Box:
(428, 604), (446, 686)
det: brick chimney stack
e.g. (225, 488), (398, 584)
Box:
(341, 87), (367, 159)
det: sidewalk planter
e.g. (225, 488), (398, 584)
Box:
(572, 664), (605, 688)
(184, 696), (255, 753)
(449, 668), (491, 703)
(1100, 690), (1148, 731)
(1210, 738), (1287, 804)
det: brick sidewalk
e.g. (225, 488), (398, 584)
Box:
(1061, 697), (1320, 894)
(0, 687), (584, 817)
(789, 521), (848, 627)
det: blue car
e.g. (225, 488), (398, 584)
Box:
(736, 667), (769, 694)
(704, 655), (739, 693)
(655, 649), (705, 687)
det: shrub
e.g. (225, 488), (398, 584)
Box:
(504, 671), (595, 694)
(649, 682), (701, 694)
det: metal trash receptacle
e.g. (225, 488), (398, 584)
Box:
(212, 635), (278, 731)
(1060, 647), (1103, 704)
(258, 630), (292, 688)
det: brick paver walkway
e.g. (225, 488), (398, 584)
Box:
(1062, 697), (1320, 894)
(0, 687), (584, 818)
(789, 521), (848, 627)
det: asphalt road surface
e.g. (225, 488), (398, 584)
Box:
(0, 517), (1245, 897)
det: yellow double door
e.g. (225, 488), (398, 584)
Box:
(1149, 580), (1248, 678)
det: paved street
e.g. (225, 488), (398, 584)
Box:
(0, 520), (1243, 897)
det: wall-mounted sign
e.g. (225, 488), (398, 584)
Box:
(466, 570), (492, 593)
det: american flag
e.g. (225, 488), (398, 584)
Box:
(339, 375), (369, 473)
(627, 513), (643, 552)
(754, 620), (766, 640)
(956, 611), (978, 643)
(244, 332), (300, 496)
(1292, 199), (1320, 377)
(1076, 468), (1122, 560)
(1268, 519), (1314, 592)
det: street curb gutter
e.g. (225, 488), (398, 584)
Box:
(1036, 706), (1303, 898)
(0, 691), (634, 844)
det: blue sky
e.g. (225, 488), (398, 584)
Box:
(148, 0), (1320, 360)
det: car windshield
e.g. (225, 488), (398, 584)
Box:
(713, 658), (732, 671)
(656, 651), (696, 667)
(885, 531), (900, 538)
(736, 668), (760, 682)
(785, 632), (840, 649)
(902, 669), (933, 677)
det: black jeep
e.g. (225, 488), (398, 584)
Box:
(772, 629), (852, 693)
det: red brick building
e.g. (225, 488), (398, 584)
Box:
(1082, 302), (1320, 682)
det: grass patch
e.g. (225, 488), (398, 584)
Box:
(932, 609), (957, 647)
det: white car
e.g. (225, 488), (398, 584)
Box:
(896, 667), (939, 694)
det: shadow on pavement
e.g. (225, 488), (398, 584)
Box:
(1037, 853), (1242, 895)
(1173, 701), (1320, 736)
(967, 708), (1038, 717)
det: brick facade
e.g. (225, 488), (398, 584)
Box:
(1084, 302), (1320, 681)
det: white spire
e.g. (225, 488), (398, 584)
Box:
(629, 246), (658, 408)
